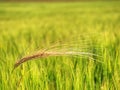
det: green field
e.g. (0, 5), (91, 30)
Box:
(0, 1), (120, 90)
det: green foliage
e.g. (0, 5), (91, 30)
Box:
(1, 0), (120, 2)
(0, 1), (120, 90)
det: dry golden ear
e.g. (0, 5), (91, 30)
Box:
(14, 50), (102, 69)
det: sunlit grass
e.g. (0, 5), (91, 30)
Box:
(0, 1), (120, 90)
